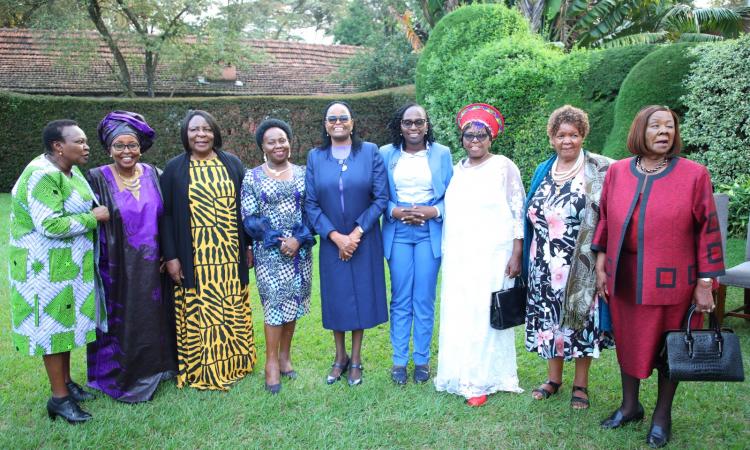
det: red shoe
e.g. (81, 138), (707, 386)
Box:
(466, 395), (488, 407)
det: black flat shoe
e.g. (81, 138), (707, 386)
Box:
(413, 365), (430, 384)
(391, 365), (407, 385)
(646, 421), (671, 448)
(47, 396), (92, 424)
(264, 383), (281, 395)
(326, 357), (350, 385)
(601, 403), (645, 429)
(66, 380), (95, 402)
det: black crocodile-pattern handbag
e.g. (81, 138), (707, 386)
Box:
(662, 305), (745, 382)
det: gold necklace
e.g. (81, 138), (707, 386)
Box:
(114, 165), (141, 194)
(265, 162), (292, 177)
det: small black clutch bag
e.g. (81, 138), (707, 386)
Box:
(661, 304), (745, 382)
(490, 277), (527, 330)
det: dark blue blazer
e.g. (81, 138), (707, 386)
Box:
(304, 141), (388, 331)
(379, 142), (453, 259)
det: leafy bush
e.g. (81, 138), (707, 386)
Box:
(415, 4), (659, 182)
(682, 34), (750, 186)
(338, 34), (419, 92)
(416, 4), (529, 111)
(0, 86), (415, 191)
(602, 43), (698, 160)
(544, 45), (657, 154)
(717, 175), (750, 239)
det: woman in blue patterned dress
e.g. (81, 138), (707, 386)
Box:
(241, 119), (314, 394)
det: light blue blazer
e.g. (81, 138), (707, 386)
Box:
(379, 142), (453, 260)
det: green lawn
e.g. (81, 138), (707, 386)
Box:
(1, 192), (748, 449)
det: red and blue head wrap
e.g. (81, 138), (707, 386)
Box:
(97, 110), (156, 153)
(456, 103), (505, 139)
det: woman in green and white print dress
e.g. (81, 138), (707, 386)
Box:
(8, 120), (110, 424)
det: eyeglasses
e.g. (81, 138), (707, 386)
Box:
(326, 115), (351, 124)
(462, 132), (490, 142)
(401, 119), (427, 128)
(112, 142), (141, 151)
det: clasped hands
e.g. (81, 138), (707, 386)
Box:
(330, 228), (362, 262)
(392, 205), (437, 226)
(278, 236), (300, 259)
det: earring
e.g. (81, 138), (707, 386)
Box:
(263, 153), (267, 163)
(58, 152), (63, 156)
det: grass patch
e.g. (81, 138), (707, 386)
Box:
(1, 192), (748, 448)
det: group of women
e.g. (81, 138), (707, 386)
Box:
(8, 100), (725, 448)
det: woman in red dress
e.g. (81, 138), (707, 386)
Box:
(592, 105), (724, 448)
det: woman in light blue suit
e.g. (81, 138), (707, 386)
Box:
(305, 101), (389, 387)
(380, 103), (453, 385)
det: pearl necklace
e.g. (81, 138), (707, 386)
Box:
(637, 156), (669, 174)
(115, 165), (141, 194)
(552, 151), (583, 183)
(265, 162), (292, 177)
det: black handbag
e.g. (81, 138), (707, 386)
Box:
(490, 277), (527, 330)
(661, 304), (745, 382)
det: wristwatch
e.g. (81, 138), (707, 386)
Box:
(698, 277), (713, 285)
(356, 225), (365, 234)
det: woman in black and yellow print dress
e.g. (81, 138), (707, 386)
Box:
(160, 110), (256, 390)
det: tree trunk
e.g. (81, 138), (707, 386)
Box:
(145, 50), (156, 98)
(86, 0), (134, 97)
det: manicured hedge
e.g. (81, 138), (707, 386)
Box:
(415, 4), (656, 181)
(544, 45), (657, 154)
(0, 86), (415, 191)
(602, 43), (697, 160)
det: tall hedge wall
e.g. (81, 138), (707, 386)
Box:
(602, 43), (697, 160)
(544, 45), (657, 154)
(416, 4), (656, 181)
(0, 86), (415, 192)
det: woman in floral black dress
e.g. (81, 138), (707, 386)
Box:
(523, 105), (614, 409)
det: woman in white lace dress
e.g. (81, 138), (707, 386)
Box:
(434, 103), (525, 407)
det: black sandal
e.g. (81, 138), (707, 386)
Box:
(532, 380), (562, 400)
(570, 385), (590, 409)
(326, 357), (350, 385)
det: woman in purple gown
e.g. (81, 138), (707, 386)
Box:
(86, 111), (176, 402)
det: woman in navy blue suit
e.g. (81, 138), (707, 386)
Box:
(305, 101), (388, 386)
(380, 103), (453, 385)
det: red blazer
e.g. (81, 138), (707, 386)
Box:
(592, 157), (725, 306)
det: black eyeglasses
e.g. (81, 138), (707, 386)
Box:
(326, 115), (351, 124)
(401, 119), (427, 128)
(112, 142), (141, 151)
(462, 132), (490, 142)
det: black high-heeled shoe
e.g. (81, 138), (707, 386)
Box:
(47, 396), (92, 424)
(66, 380), (95, 402)
(646, 420), (671, 448)
(601, 402), (645, 429)
(326, 357), (350, 385)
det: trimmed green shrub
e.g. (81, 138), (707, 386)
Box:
(602, 43), (697, 160)
(415, 4), (658, 182)
(544, 45), (657, 154)
(682, 34), (750, 186)
(0, 86), (415, 191)
(416, 4), (530, 111)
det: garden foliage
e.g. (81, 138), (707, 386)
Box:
(0, 86), (415, 191)
(602, 43), (697, 160)
(682, 34), (750, 186)
(416, 4), (655, 180)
